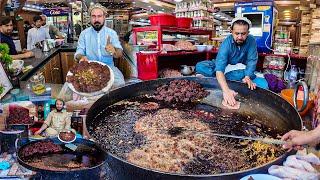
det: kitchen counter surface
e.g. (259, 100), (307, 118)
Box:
(19, 43), (77, 81)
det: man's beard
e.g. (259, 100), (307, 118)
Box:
(92, 22), (104, 31)
(56, 108), (63, 112)
(235, 41), (244, 46)
(1, 30), (11, 36)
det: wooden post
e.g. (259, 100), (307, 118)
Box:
(14, 0), (27, 49)
(0, 0), (8, 16)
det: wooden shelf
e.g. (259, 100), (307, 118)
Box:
(133, 26), (213, 36)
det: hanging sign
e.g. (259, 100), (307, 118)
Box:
(43, 8), (69, 17)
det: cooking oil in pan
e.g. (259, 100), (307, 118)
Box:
(90, 95), (285, 175)
(22, 144), (104, 171)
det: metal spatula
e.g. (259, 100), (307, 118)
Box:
(166, 127), (285, 145)
(209, 133), (285, 145)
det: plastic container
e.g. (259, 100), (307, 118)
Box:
(206, 45), (213, 52)
(288, 65), (298, 88)
(137, 52), (159, 80)
(30, 73), (46, 95)
(176, 17), (193, 28)
(149, 14), (176, 27)
(195, 45), (207, 52)
(281, 88), (314, 117)
(9, 60), (24, 76)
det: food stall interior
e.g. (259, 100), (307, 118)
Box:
(0, 0), (320, 179)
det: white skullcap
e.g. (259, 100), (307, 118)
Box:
(88, 3), (108, 16)
(231, 17), (252, 28)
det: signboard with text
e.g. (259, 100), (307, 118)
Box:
(43, 8), (69, 17)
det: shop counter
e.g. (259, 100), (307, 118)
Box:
(19, 43), (77, 83)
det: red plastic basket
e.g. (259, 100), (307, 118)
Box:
(176, 17), (193, 28)
(149, 14), (176, 27)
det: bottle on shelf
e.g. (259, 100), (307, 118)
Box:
(288, 65), (298, 88)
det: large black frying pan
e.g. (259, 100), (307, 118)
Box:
(86, 77), (302, 179)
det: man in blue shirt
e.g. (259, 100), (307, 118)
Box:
(75, 3), (124, 87)
(0, 16), (34, 59)
(196, 17), (267, 108)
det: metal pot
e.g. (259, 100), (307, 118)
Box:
(86, 77), (302, 179)
(181, 65), (195, 75)
(17, 138), (107, 180)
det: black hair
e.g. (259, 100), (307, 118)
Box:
(55, 99), (65, 106)
(0, 16), (12, 26)
(33, 15), (42, 22)
(231, 20), (250, 30)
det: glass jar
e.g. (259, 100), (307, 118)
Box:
(30, 73), (46, 95)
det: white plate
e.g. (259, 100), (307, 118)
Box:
(0, 130), (24, 134)
(140, 51), (159, 54)
(240, 174), (281, 180)
(66, 61), (114, 97)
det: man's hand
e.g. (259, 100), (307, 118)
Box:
(242, 76), (256, 90)
(21, 49), (29, 53)
(105, 35), (116, 56)
(281, 130), (314, 150)
(34, 129), (42, 135)
(23, 51), (34, 58)
(222, 89), (238, 107)
(79, 56), (88, 62)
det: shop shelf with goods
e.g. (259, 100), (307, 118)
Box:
(132, 25), (214, 80)
(309, 8), (320, 45)
(175, 0), (215, 30)
(299, 11), (311, 56)
(132, 26), (213, 51)
(262, 55), (286, 79)
(305, 43), (320, 129)
(107, 14), (129, 38)
(273, 27), (293, 55)
(305, 43), (320, 93)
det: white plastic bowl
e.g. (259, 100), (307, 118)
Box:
(9, 60), (24, 76)
(206, 45), (213, 51)
(195, 45), (207, 52)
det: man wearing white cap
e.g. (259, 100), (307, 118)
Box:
(74, 3), (125, 87)
(196, 17), (268, 108)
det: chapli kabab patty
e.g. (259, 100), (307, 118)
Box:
(67, 61), (110, 93)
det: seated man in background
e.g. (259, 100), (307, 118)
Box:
(35, 99), (74, 137)
(40, 15), (65, 39)
(196, 17), (268, 108)
(27, 15), (50, 50)
(0, 16), (34, 59)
